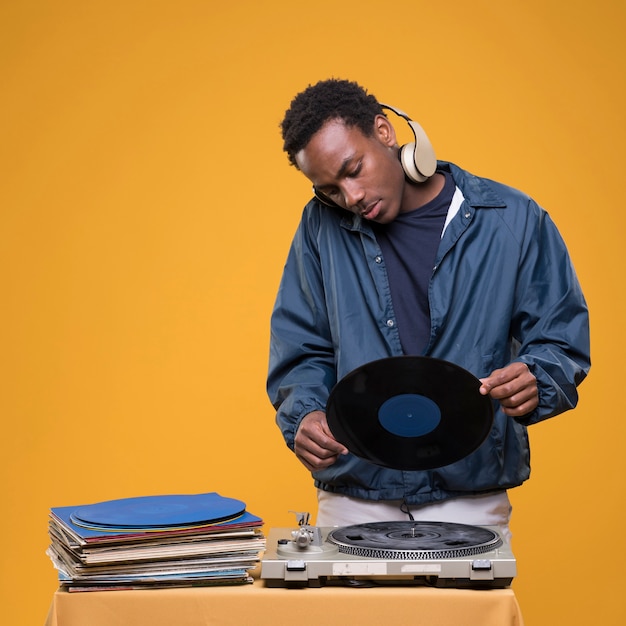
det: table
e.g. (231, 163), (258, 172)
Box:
(45, 578), (524, 626)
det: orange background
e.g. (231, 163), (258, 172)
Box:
(1, 1), (624, 624)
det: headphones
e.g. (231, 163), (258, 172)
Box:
(380, 103), (437, 184)
(313, 103), (437, 207)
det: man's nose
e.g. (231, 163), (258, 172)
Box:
(342, 181), (365, 208)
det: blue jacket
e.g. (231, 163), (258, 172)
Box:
(267, 162), (590, 505)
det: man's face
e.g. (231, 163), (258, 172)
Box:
(295, 116), (406, 224)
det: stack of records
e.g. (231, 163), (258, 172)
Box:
(46, 492), (265, 592)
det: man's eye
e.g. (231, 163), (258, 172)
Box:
(348, 163), (362, 178)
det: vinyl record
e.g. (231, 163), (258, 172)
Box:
(326, 356), (493, 470)
(70, 492), (247, 529)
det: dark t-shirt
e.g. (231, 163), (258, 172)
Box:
(374, 171), (455, 354)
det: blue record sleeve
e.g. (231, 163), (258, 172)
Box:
(50, 493), (263, 541)
(70, 492), (246, 529)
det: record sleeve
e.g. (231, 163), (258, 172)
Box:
(70, 492), (247, 530)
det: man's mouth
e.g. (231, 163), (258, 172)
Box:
(361, 200), (380, 219)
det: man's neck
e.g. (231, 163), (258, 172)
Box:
(400, 172), (446, 213)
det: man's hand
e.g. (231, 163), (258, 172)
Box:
(479, 362), (538, 418)
(294, 410), (349, 472)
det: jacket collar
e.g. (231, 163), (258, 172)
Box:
(441, 162), (507, 209)
(341, 161), (506, 233)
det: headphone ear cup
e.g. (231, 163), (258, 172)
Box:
(400, 119), (438, 183)
(399, 142), (427, 183)
(381, 104), (437, 184)
(313, 186), (341, 208)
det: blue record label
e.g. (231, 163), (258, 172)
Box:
(378, 393), (441, 437)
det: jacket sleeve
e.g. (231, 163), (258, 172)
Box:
(267, 206), (337, 450)
(511, 200), (590, 425)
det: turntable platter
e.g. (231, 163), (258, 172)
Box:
(328, 521), (502, 560)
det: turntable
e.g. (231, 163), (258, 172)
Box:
(261, 518), (515, 589)
(261, 357), (516, 589)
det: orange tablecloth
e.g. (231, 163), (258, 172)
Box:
(45, 578), (524, 626)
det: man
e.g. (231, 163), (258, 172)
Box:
(267, 79), (590, 534)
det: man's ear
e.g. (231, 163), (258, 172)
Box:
(374, 114), (397, 148)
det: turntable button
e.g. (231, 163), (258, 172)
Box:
(472, 559), (492, 571)
(286, 560), (307, 572)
